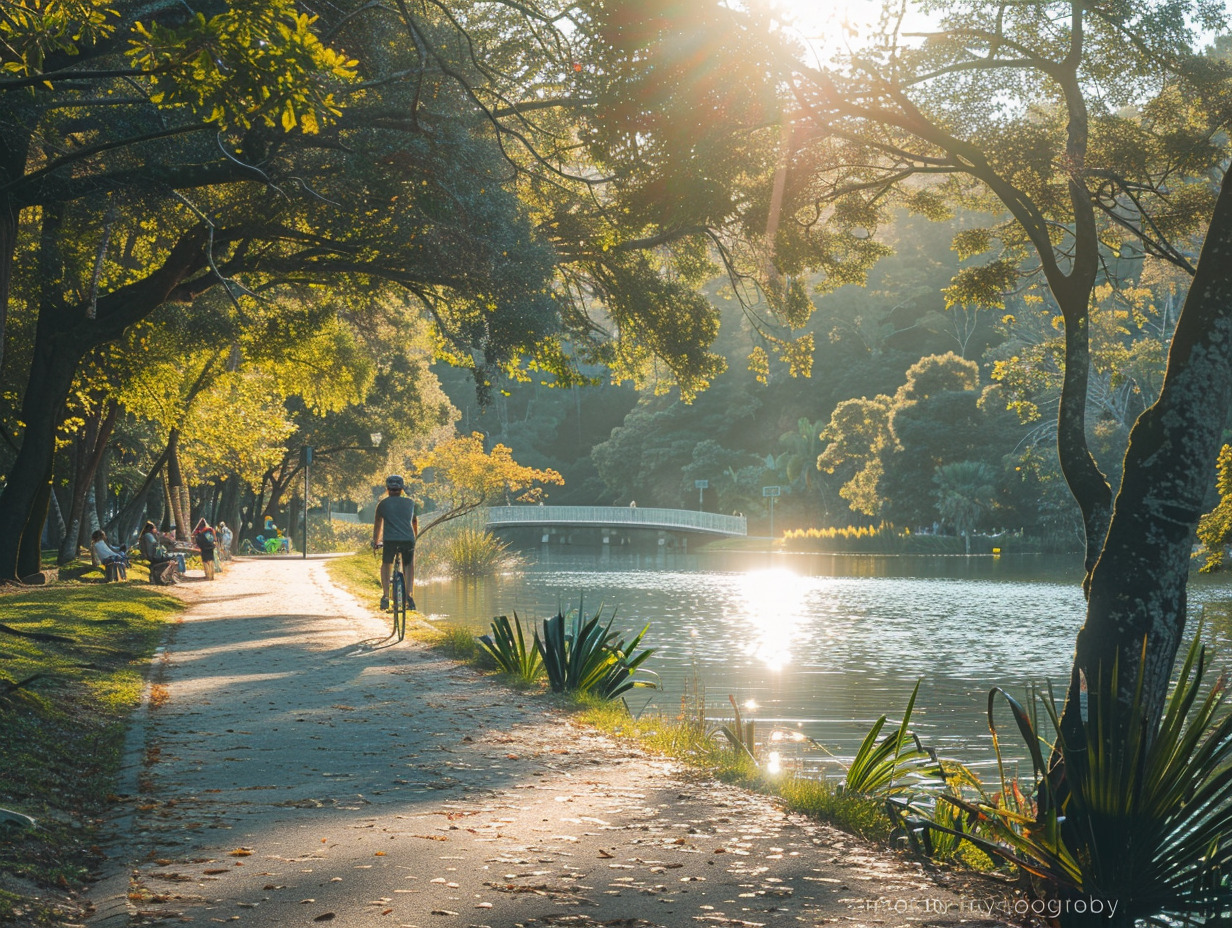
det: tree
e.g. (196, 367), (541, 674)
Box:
(2, 0), (789, 579)
(1196, 444), (1232, 572)
(583, 0), (1232, 767)
(817, 396), (893, 517)
(410, 432), (563, 536)
(0, 0), (571, 577)
(933, 460), (998, 554)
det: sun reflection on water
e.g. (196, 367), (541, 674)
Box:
(735, 568), (812, 672)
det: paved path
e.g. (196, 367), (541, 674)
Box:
(89, 558), (1007, 928)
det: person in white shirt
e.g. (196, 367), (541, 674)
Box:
(91, 530), (129, 581)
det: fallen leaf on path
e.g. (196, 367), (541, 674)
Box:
(313, 914), (336, 922)
(227, 848), (253, 857)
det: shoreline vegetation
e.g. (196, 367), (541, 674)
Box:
(326, 550), (1232, 923)
(325, 553), (1000, 869)
(0, 572), (182, 926)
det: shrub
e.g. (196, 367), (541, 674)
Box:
(904, 635), (1232, 926)
(477, 613), (543, 682)
(536, 601), (657, 701)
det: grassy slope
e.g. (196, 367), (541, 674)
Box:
(0, 582), (182, 925)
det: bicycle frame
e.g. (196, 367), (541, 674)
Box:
(375, 543), (408, 642)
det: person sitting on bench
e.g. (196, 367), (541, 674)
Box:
(91, 530), (129, 581)
(139, 521), (178, 585)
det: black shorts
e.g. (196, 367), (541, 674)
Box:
(382, 539), (416, 566)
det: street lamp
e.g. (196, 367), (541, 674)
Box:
(302, 445), (313, 559)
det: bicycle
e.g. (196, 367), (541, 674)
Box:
(374, 544), (413, 641)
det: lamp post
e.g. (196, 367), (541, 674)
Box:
(302, 445), (313, 559)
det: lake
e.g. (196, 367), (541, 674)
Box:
(415, 550), (1232, 779)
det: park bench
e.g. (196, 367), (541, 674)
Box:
(132, 555), (176, 585)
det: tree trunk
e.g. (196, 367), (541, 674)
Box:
(0, 327), (85, 579)
(166, 428), (189, 539)
(47, 485), (67, 548)
(0, 225), (207, 579)
(1060, 166), (1232, 748)
(0, 115), (32, 379)
(18, 471), (52, 579)
(58, 402), (117, 564)
(105, 445), (170, 543)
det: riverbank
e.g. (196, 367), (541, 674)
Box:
(66, 558), (1009, 927)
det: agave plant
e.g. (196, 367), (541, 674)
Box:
(912, 635), (1232, 927)
(477, 613), (542, 682)
(842, 680), (944, 799)
(535, 599), (657, 700)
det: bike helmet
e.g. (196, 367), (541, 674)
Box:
(385, 474), (405, 490)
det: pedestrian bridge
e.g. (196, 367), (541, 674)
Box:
(485, 505), (747, 537)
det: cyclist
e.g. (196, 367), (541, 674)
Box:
(372, 474), (418, 612)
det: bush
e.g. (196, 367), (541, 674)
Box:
(441, 527), (518, 578)
(415, 517), (521, 579)
(306, 516), (372, 553)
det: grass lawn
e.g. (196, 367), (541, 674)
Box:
(0, 579), (181, 925)
(327, 551), (384, 611)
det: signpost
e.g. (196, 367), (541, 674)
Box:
(694, 479), (709, 511)
(763, 485), (781, 539)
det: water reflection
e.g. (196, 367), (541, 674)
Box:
(734, 568), (809, 671)
(418, 551), (1232, 768)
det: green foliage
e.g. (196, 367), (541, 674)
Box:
(535, 602), (657, 701)
(941, 260), (1018, 310)
(933, 461), (998, 546)
(842, 681), (943, 799)
(127, 0), (357, 132)
(477, 613), (543, 682)
(439, 528), (518, 579)
(306, 516), (371, 554)
(913, 637), (1232, 925)
(1197, 444), (1232, 572)
(430, 624), (481, 662)
(1, 0), (117, 77)
(817, 397), (894, 517)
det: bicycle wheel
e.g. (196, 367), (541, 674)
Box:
(391, 571), (406, 641)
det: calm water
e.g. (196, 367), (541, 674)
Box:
(416, 551), (1232, 775)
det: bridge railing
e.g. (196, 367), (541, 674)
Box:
(485, 505), (746, 536)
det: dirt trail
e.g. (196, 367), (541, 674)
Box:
(88, 557), (1008, 928)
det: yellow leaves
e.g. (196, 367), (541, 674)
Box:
(281, 100), (297, 132)
(747, 346), (769, 385)
(414, 433), (564, 513)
